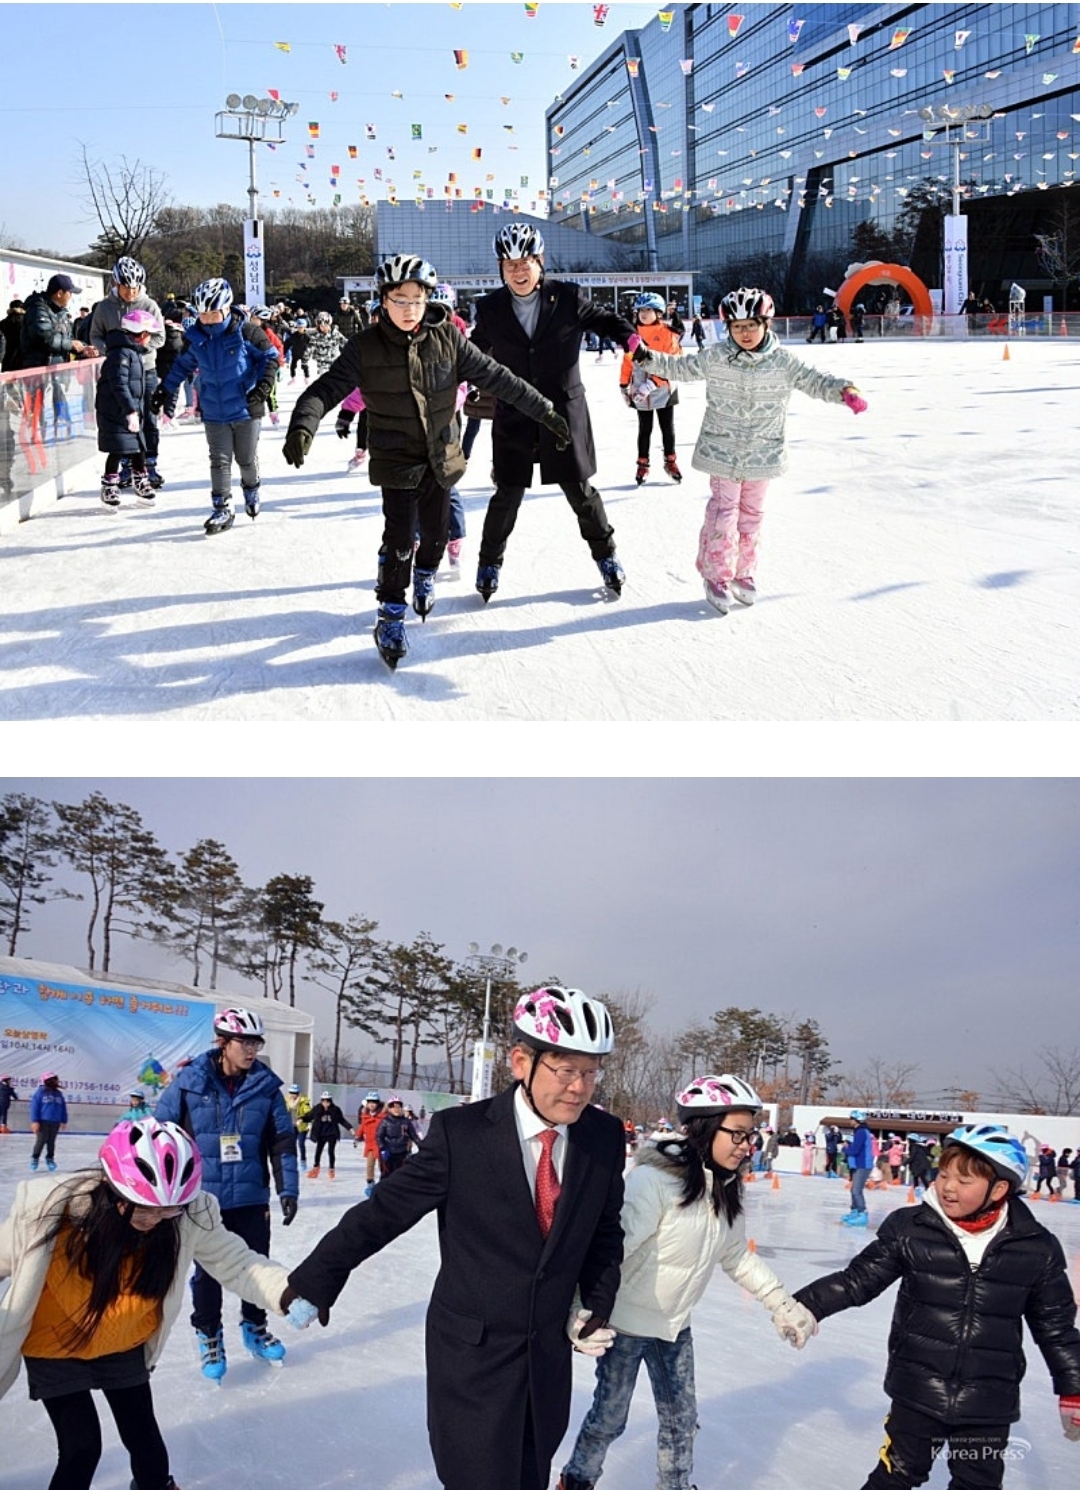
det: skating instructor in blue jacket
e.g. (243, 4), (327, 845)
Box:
(283, 987), (626, 1490)
(155, 1006), (298, 1380)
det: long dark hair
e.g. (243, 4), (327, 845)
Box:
(34, 1175), (183, 1352)
(657, 1113), (747, 1227)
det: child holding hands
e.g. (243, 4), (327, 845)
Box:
(633, 285), (867, 613)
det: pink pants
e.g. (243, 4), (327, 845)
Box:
(697, 476), (770, 587)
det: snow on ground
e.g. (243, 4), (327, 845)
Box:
(0, 339), (1075, 723)
(3, 1133), (1079, 1490)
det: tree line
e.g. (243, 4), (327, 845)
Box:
(3, 790), (1073, 1117)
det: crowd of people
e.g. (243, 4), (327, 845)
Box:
(3, 227), (878, 667)
(3, 986), (1080, 1490)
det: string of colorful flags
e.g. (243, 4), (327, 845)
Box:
(256, 7), (1078, 216)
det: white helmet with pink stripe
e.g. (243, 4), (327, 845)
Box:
(676, 1073), (762, 1119)
(99, 1119), (202, 1207)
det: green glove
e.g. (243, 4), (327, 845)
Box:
(282, 427), (312, 468)
(540, 408), (571, 451)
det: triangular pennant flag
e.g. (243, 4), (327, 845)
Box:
(728, 15), (743, 38)
(274, 42), (291, 54)
(787, 18), (803, 44)
(334, 44), (347, 64)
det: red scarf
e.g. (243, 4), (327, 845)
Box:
(952, 1198), (1007, 1233)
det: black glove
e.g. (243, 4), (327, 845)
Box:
(246, 394), (265, 420)
(282, 427), (312, 468)
(621, 387), (635, 408)
(281, 1194), (298, 1226)
(335, 414), (353, 439)
(540, 407), (571, 451)
(149, 385), (169, 415)
(631, 345), (651, 364)
(280, 1285), (331, 1327)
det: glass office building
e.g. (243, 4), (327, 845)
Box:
(547, 4), (1080, 308)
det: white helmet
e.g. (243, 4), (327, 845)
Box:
(213, 1006), (265, 1040)
(676, 1073), (762, 1119)
(100, 1119), (202, 1207)
(719, 286), (775, 323)
(191, 278), (234, 314)
(512, 986), (614, 1055)
(112, 256), (146, 288)
(375, 254), (438, 293)
(494, 223), (545, 260)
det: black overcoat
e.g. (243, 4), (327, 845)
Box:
(471, 279), (634, 487)
(794, 1196), (1080, 1424)
(287, 1084), (625, 1490)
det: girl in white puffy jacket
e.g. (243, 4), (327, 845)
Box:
(636, 286), (866, 614)
(557, 1074), (817, 1490)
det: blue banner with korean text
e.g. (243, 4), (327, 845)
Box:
(0, 972), (215, 1104)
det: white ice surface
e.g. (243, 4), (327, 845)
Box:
(0, 340), (1076, 721)
(2, 1134), (1079, 1490)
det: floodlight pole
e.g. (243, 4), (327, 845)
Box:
(216, 96), (296, 306)
(465, 942), (528, 1101)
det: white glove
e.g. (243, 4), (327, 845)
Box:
(566, 1308), (616, 1357)
(772, 1299), (818, 1350)
(125, 411), (141, 433)
(285, 1296), (321, 1329)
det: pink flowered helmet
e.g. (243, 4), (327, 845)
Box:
(512, 986), (614, 1055)
(676, 1073), (762, 1119)
(99, 1119), (202, 1207)
(120, 308), (160, 336)
(41, 1071), (60, 1083)
(212, 1006), (265, 1039)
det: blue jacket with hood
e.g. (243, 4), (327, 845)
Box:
(159, 310), (277, 424)
(155, 1048), (298, 1209)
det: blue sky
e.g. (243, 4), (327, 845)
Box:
(1, 1), (666, 258)
(6, 777), (1078, 1106)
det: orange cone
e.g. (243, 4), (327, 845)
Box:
(744, 1168), (756, 1182)
(1002, 344), (1010, 361)
(771, 1172), (781, 1190)
(907, 1187), (917, 1203)
(1061, 318), (1068, 336)
(747, 1237), (757, 1253)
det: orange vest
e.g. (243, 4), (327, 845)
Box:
(23, 1223), (161, 1360)
(620, 320), (683, 389)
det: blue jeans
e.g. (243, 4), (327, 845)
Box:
(563, 1327), (697, 1490)
(850, 1166), (870, 1212)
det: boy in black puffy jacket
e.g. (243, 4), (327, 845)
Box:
(95, 308), (158, 508)
(794, 1124), (1080, 1490)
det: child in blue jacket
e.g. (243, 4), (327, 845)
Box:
(151, 278), (278, 534)
(29, 1073), (68, 1171)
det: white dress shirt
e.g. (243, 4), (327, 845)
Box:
(513, 1083), (567, 1198)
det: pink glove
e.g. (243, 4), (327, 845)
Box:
(126, 411), (141, 433)
(626, 332), (642, 355)
(1061, 1396), (1080, 1441)
(842, 387), (867, 415)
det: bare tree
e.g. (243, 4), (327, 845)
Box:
(1034, 200), (1080, 311)
(78, 145), (171, 261)
(304, 913), (379, 1082)
(989, 1047), (1080, 1116)
(834, 1057), (920, 1109)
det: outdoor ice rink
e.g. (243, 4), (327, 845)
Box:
(0, 336), (1074, 722)
(3, 1134), (1079, 1490)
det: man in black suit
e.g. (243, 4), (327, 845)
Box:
(283, 986), (625, 1490)
(470, 223), (638, 601)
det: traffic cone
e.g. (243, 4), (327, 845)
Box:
(772, 1172), (781, 1190)
(743, 1168), (756, 1182)
(907, 1187), (917, 1203)
(1002, 344), (1010, 361)
(747, 1237), (757, 1253)
(1061, 318), (1068, 336)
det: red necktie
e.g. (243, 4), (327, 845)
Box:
(535, 1128), (561, 1238)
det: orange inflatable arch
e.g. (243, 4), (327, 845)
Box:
(834, 264), (934, 322)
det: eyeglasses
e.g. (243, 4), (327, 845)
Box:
(538, 1060), (603, 1087)
(717, 1126), (756, 1146)
(386, 297), (425, 310)
(230, 1036), (264, 1050)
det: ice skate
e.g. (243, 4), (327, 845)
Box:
(598, 554), (625, 597)
(441, 538), (462, 580)
(704, 580), (731, 615)
(204, 502), (235, 536)
(635, 458), (649, 486)
(146, 462), (165, 490)
(558, 1476), (595, 1490)
(195, 1326), (227, 1382)
(476, 563), (501, 602)
(364, 1181), (376, 1198)
(731, 576), (757, 606)
(243, 486), (260, 520)
(841, 1211), (868, 1227)
(374, 604), (409, 670)
(133, 472), (156, 507)
(306, 1166), (320, 1179)
(46, 1159), (57, 1172)
(412, 567), (436, 621)
(240, 1320), (286, 1365)
(347, 449), (367, 472)
(328, 1168), (336, 1179)
(100, 475), (122, 508)
(663, 452), (682, 483)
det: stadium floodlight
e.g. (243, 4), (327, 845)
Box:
(256, 98), (273, 116)
(225, 93), (242, 110)
(242, 94), (259, 110)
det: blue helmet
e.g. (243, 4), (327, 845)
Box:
(942, 1125), (1028, 1190)
(634, 292), (666, 314)
(850, 1109), (867, 1121)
